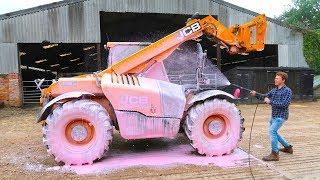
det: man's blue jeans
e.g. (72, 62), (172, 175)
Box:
(269, 117), (290, 152)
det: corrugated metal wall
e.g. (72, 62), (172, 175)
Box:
(0, 0), (307, 45)
(0, 0), (309, 74)
(0, 1), (98, 43)
(0, 0), (216, 43)
(278, 44), (308, 67)
(210, 1), (307, 67)
(0, 43), (19, 73)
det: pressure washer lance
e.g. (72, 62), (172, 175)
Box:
(230, 83), (264, 180)
(230, 83), (264, 98)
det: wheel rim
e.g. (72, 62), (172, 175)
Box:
(203, 115), (227, 139)
(65, 119), (95, 145)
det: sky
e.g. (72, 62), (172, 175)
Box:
(0, 0), (62, 15)
(0, 0), (293, 18)
(224, 0), (293, 18)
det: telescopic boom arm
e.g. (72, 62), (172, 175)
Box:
(98, 14), (267, 76)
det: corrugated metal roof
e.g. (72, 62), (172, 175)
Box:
(0, 0), (309, 71)
(0, 0), (306, 44)
(0, 0), (305, 32)
(0, 43), (19, 73)
(0, 0), (87, 20)
(212, 0), (304, 32)
(0, 0), (103, 43)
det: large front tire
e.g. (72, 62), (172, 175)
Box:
(184, 99), (242, 156)
(42, 99), (113, 165)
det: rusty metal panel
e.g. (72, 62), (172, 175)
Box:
(0, 43), (19, 74)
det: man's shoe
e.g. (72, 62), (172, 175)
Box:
(279, 145), (293, 154)
(262, 151), (279, 161)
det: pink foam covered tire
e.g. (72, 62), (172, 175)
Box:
(184, 99), (242, 156)
(42, 99), (113, 165)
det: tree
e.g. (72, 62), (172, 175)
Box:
(279, 0), (320, 29)
(278, 0), (320, 74)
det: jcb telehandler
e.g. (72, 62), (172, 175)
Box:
(36, 14), (267, 165)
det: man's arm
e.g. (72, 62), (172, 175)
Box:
(271, 89), (292, 108)
(254, 89), (273, 101)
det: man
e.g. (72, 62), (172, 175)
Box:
(250, 71), (293, 161)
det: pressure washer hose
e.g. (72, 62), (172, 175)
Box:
(229, 83), (260, 179)
(249, 103), (259, 180)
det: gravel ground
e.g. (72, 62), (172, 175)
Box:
(0, 101), (319, 179)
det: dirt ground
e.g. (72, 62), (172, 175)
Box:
(0, 101), (319, 179)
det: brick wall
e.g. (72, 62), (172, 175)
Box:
(0, 75), (9, 105)
(0, 73), (22, 107)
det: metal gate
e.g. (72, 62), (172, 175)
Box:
(22, 80), (52, 105)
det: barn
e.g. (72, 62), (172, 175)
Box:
(0, 0), (312, 106)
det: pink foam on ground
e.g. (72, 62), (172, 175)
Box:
(67, 144), (250, 175)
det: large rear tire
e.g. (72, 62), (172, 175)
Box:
(42, 99), (113, 165)
(184, 98), (242, 156)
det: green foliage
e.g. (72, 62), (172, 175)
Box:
(278, 0), (320, 74)
(303, 30), (320, 74)
(278, 0), (320, 30)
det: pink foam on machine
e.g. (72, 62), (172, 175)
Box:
(233, 88), (241, 99)
(68, 144), (249, 175)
